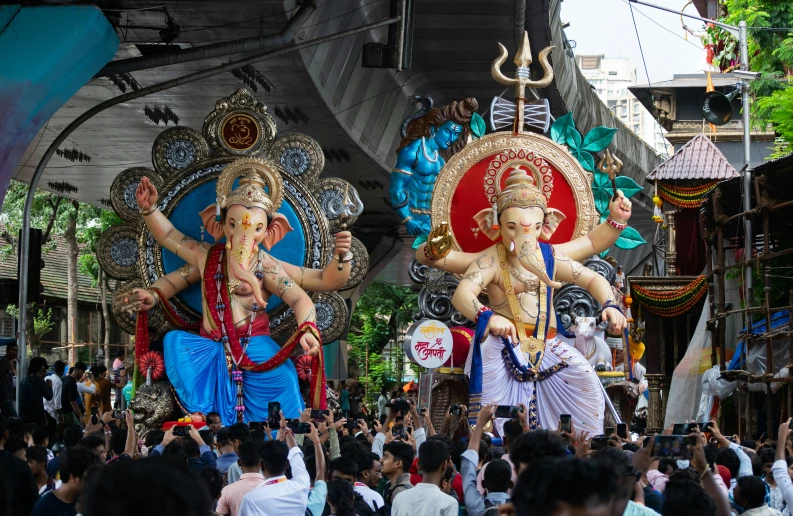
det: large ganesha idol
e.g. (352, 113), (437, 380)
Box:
(414, 33), (633, 435)
(101, 89), (366, 426)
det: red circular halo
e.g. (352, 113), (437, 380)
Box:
(138, 351), (166, 381)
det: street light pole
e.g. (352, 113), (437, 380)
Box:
(628, 0), (753, 308)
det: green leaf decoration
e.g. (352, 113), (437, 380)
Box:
(470, 112), (486, 139)
(572, 148), (595, 172)
(581, 126), (618, 153)
(592, 173), (612, 213)
(550, 112), (575, 143)
(614, 226), (646, 249)
(565, 126), (582, 150)
(614, 176), (644, 199)
(600, 249), (609, 258)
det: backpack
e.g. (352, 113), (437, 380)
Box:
(483, 498), (503, 516)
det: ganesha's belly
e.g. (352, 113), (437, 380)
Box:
(489, 288), (558, 329)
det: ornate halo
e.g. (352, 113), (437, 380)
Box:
(267, 133), (325, 184)
(152, 126), (209, 177)
(483, 149), (554, 204)
(313, 292), (348, 343)
(110, 168), (163, 222)
(97, 223), (142, 279)
(216, 157), (284, 212)
(431, 132), (597, 253)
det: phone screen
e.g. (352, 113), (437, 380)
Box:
(672, 423), (685, 435)
(311, 409), (329, 420)
(617, 423), (627, 439)
(91, 406), (99, 425)
(173, 426), (189, 437)
(560, 414), (572, 434)
(494, 405), (519, 418)
(268, 402), (281, 426)
(653, 435), (696, 459)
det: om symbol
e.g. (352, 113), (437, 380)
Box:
(222, 114), (260, 151)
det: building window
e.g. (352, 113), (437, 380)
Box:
(608, 71), (618, 76)
(0, 310), (15, 338)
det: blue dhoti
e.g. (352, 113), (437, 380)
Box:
(164, 331), (304, 425)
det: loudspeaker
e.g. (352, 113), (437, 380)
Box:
(700, 89), (739, 126)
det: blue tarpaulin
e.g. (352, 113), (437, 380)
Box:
(728, 311), (790, 370)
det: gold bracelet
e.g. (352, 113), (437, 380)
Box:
(401, 216), (413, 224)
(140, 205), (158, 216)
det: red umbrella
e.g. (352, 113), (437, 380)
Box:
(138, 351), (166, 381)
(293, 354), (313, 382)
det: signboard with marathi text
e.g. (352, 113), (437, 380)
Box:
(404, 319), (453, 369)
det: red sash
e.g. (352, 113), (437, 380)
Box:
(203, 243), (327, 409)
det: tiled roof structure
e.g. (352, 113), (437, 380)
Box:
(0, 225), (107, 304)
(647, 134), (740, 181)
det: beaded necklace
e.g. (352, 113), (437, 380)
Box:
(214, 249), (264, 421)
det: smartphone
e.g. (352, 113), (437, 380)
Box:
(652, 435), (696, 459)
(590, 437), (610, 451)
(392, 425), (405, 439)
(347, 419), (360, 431)
(494, 405), (521, 418)
(701, 421), (714, 432)
(683, 423), (699, 434)
(560, 414), (572, 434)
(113, 409), (123, 420)
(421, 407), (428, 414)
(450, 404), (462, 416)
(90, 406), (99, 425)
(605, 426), (615, 436)
(292, 422), (312, 434)
(268, 402), (281, 427)
(672, 423), (685, 435)
(311, 409), (329, 420)
(617, 423), (627, 439)
(386, 398), (410, 413)
(172, 426), (189, 437)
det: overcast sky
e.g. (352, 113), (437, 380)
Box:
(560, 0), (705, 84)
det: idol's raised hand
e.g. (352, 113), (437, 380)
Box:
(135, 176), (159, 212)
(608, 189), (632, 224)
(334, 231), (352, 257)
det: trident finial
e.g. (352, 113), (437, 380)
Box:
(491, 31), (554, 134)
(597, 150), (624, 201)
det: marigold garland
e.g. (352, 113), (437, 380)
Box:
(658, 180), (720, 208)
(631, 275), (708, 317)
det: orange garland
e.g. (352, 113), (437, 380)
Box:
(631, 276), (708, 317)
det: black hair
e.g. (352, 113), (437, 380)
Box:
(478, 439), (491, 465)
(759, 447), (775, 465)
(198, 429), (214, 448)
(26, 445), (48, 464)
(750, 453), (763, 476)
(198, 467), (224, 500)
(228, 422), (251, 443)
(670, 467), (699, 484)
(79, 435), (105, 454)
(32, 425), (48, 446)
(162, 441), (189, 472)
(330, 456), (359, 478)
(110, 428), (127, 455)
(418, 439), (450, 474)
(63, 424), (83, 447)
(5, 435), (27, 455)
(92, 365), (107, 377)
(483, 458), (512, 493)
(511, 457), (616, 516)
(259, 439), (289, 476)
(441, 465), (454, 486)
(383, 441), (414, 474)
(7, 418), (24, 438)
(715, 448), (740, 478)
(427, 433), (452, 450)
(663, 477), (716, 516)
(658, 457), (678, 475)
(73, 361), (88, 372)
(216, 427), (231, 447)
(704, 443), (718, 468)
(28, 356), (47, 376)
(450, 441), (466, 472)
(182, 436), (200, 458)
(116, 349), (125, 358)
(60, 444), (100, 483)
(327, 479), (356, 516)
(502, 419), (523, 447)
(481, 432), (492, 448)
(53, 360), (66, 375)
(0, 417), (6, 439)
(786, 456), (793, 468)
(144, 429), (165, 448)
(737, 475), (768, 509)
(509, 429), (568, 471)
(80, 456), (211, 516)
(351, 445), (375, 479)
(206, 411), (221, 424)
(239, 440), (261, 468)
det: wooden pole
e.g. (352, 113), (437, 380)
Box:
(701, 210), (718, 368)
(717, 228), (727, 371)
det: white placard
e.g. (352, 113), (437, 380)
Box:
(404, 319), (453, 369)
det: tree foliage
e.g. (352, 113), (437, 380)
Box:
(721, 1), (793, 145)
(347, 282), (418, 402)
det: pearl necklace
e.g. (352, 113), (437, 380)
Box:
(421, 137), (439, 163)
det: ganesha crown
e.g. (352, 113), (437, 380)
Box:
(215, 157), (284, 213)
(497, 168), (547, 213)
(221, 173), (275, 212)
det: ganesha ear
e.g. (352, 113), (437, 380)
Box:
(199, 205), (225, 241)
(473, 209), (500, 241)
(540, 208), (567, 241)
(262, 213), (294, 250)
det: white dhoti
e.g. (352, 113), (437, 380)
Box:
(467, 334), (605, 436)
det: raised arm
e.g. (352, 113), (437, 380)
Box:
(136, 177), (204, 268)
(263, 267), (320, 355)
(554, 191), (632, 262)
(275, 232), (352, 292)
(114, 265), (201, 315)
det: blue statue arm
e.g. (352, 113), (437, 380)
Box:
(389, 146), (417, 223)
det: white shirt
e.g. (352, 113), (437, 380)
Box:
(355, 482), (384, 511)
(239, 447), (310, 516)
(392, 483), (458, 516)
(43, 374), (62, 418)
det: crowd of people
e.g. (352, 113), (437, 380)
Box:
(5, 349), (793, 516)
